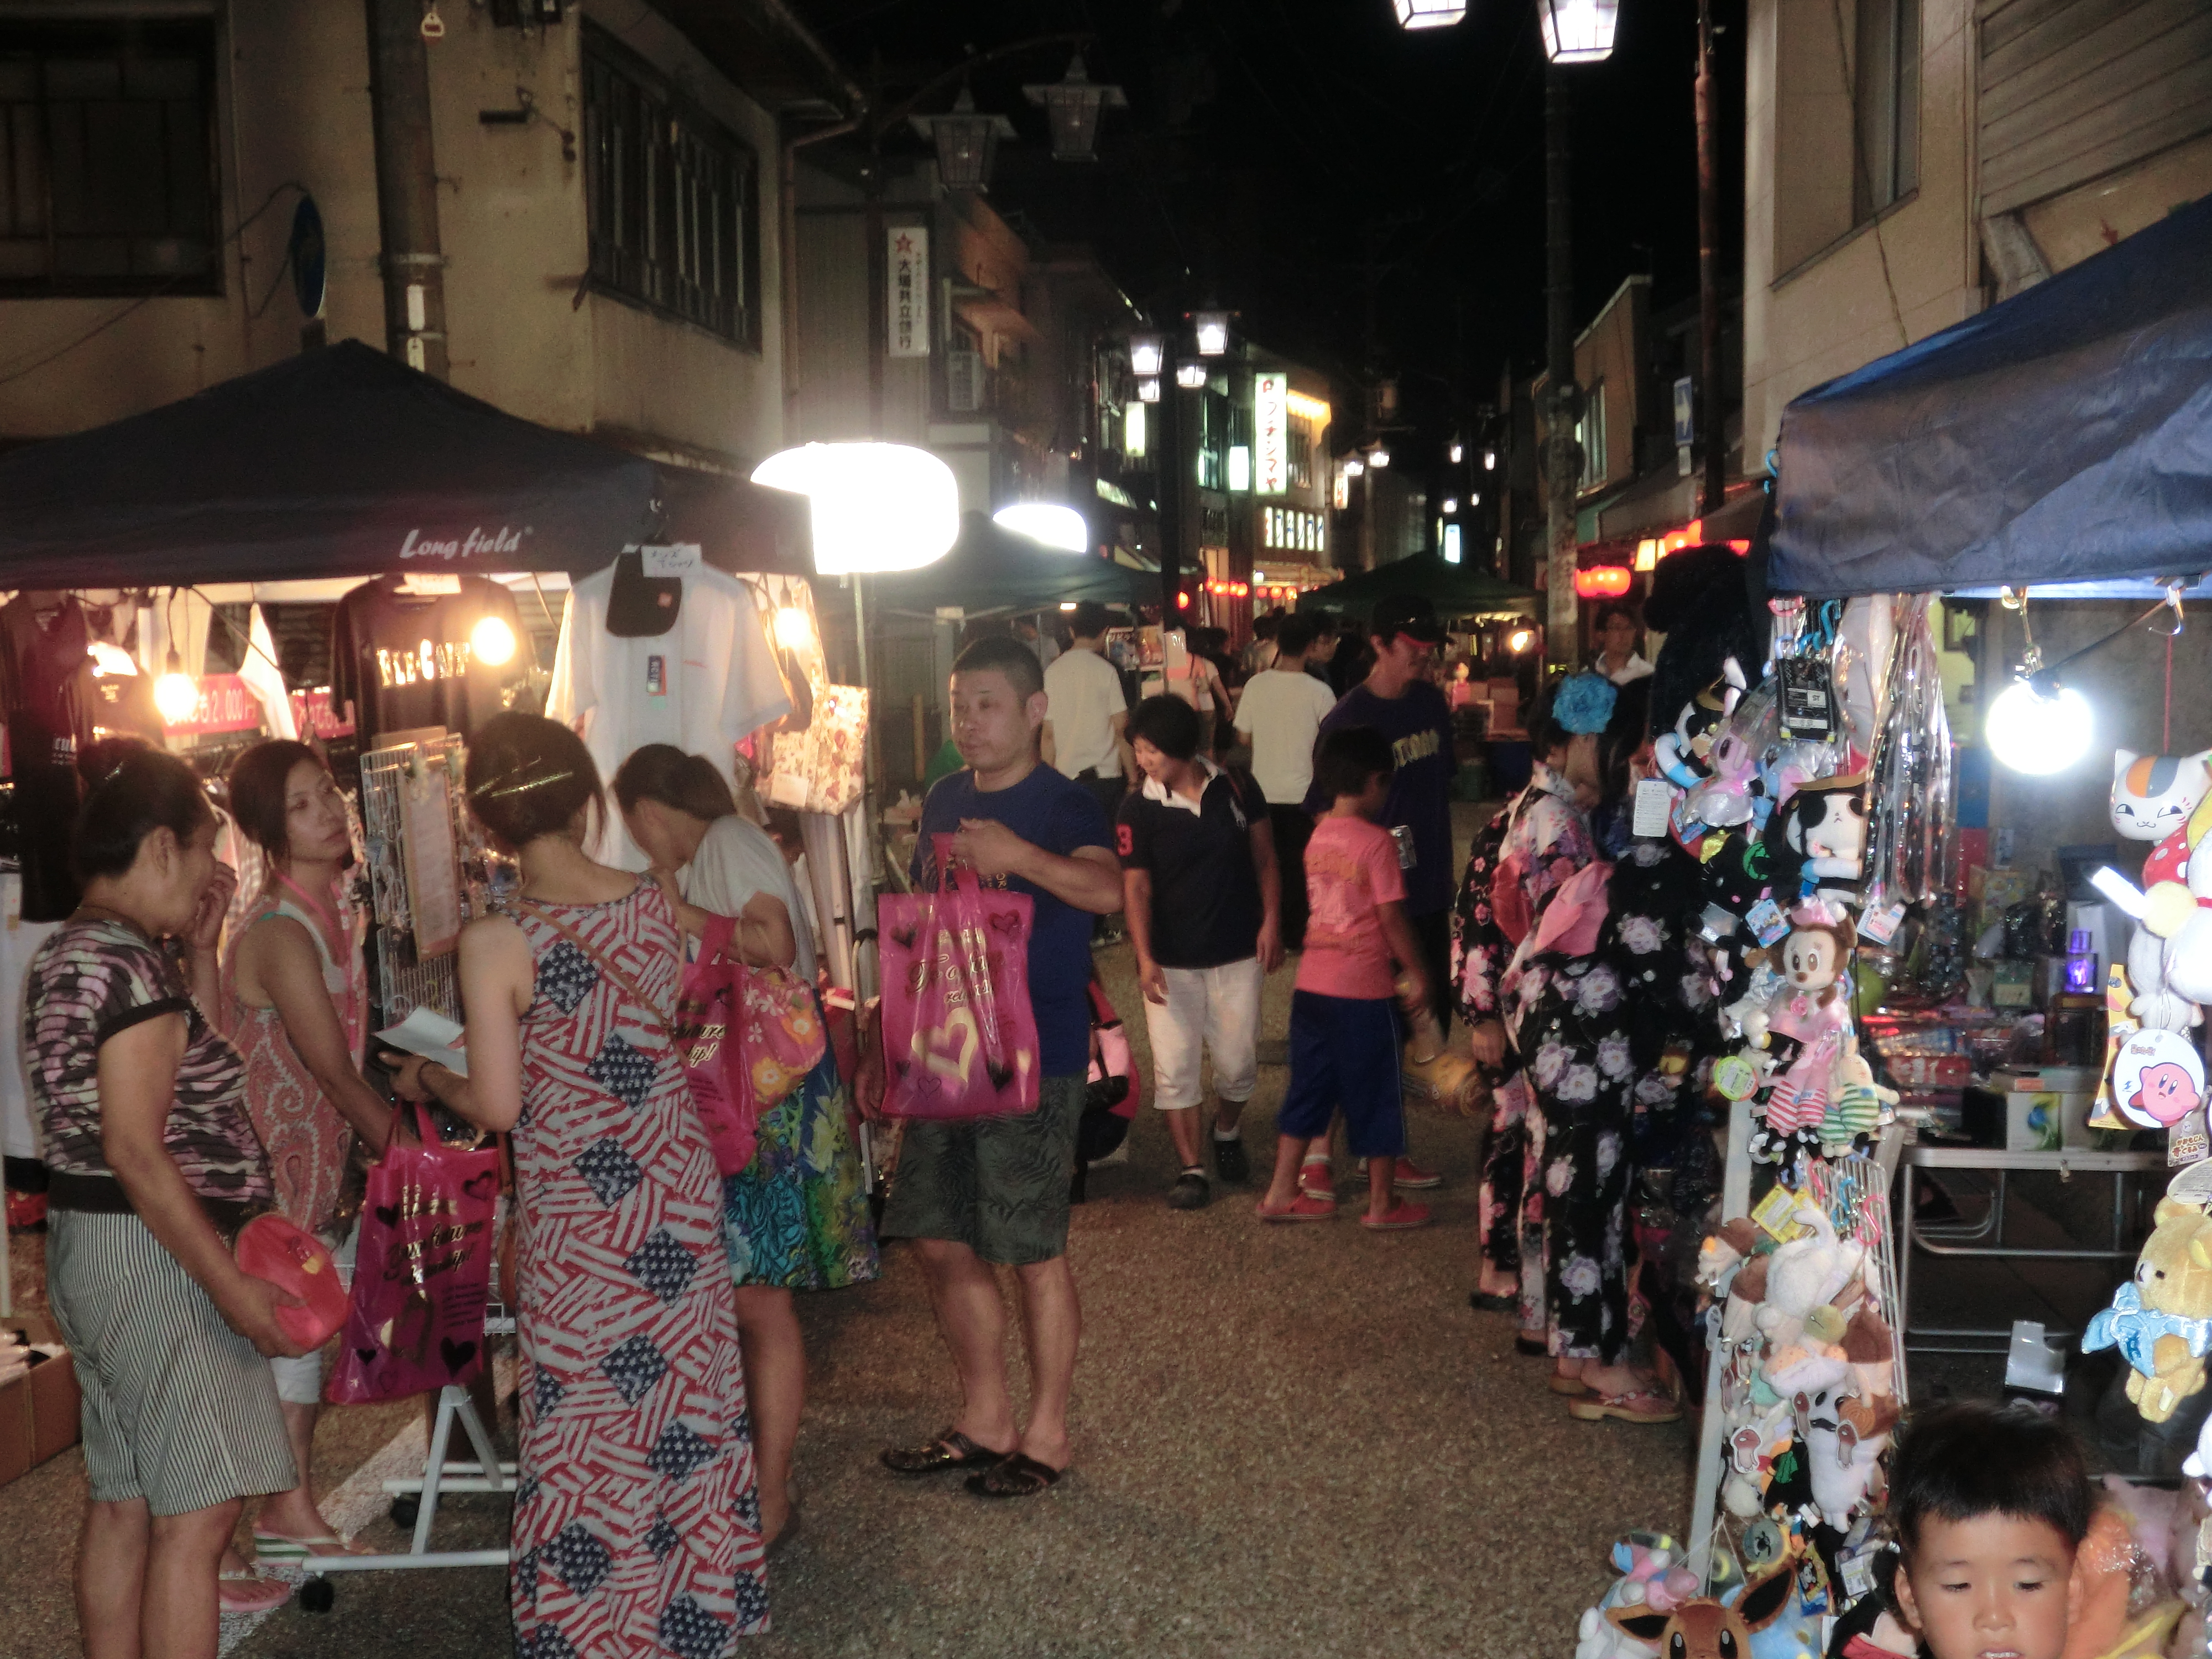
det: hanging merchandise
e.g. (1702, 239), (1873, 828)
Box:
(1860, 596), (1954, 917)
(2081, 1188), (2212, 1425)
(328, 572), (527, 751)
(545, 550), (792, 869)
(753, 578), (870, 817)
(0, 592), (95, 922)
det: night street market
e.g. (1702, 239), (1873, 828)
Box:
(1, 1), (2211, 1655)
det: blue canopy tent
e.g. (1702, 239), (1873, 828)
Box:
(1768, 192), (2212, 599)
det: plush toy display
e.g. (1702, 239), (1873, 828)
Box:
(1603, 1563), (1798, 1659)
(2082, 1196), (2212, 1423)
(2111, 750), (2212, 844)
(1762, 774), (1869, 905)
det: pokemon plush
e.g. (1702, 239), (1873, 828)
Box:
(2081, 1197), (2212, 1422)
(1575, 1533), (1699, 1659)
(1605, 1562), (1799, 1659)
(1804, 1393), (1900, 1530)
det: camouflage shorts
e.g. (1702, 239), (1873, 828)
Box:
(879, 1073), (1086, 1267)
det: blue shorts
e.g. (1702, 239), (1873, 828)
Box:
(1277, 990), (1406, 1159)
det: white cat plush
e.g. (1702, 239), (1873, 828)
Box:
(2111, 750), (2212, 842)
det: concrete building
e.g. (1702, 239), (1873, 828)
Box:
(0, 0), (859, 476)
(1741, 0), (2212, 460)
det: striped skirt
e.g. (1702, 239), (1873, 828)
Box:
(48, 1209), (295, 1516)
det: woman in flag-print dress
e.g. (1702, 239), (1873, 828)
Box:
(390, 714), (766, 1656)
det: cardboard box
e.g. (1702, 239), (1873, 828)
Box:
(2006, 1090), (2095, 1151)
(0, 1371), (32, 1488)
(0, 1313), (79, 1488)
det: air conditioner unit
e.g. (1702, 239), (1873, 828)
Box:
(946, 350), (984, 414)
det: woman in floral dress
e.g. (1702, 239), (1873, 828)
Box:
(1453, 688), (1600, 1338)
(614, 744), (878, 1550)
(1504, 679), (1694, 1424)
(390, 715), (767, 1653)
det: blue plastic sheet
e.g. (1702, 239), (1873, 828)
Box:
(1769, 192), (2212, 599)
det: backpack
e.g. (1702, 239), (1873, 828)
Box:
(1079, 975), (1141, 1163)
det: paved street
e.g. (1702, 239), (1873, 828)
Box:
(2, 880), (1702, 1659)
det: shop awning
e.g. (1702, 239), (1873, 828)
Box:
(874, 511), (1154, 617)
(1297, 551), (1536, 619)
(1768, 191), (2212, 599)
(0, 340), (810, 588)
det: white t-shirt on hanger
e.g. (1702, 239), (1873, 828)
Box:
(547, 565), (791, 869)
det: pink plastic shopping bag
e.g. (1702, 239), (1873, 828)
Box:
(325, 1105), (500, 1404)
(878, 834), (1041, 1120)
(672, 915), (759, 1176)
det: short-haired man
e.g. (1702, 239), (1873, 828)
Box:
(879, 635), (1123, 1498)
(1591, 602), (1652, 685)
(1117, 695), (1282, 1208)
(1303, 594), (1457, 1193)
(1041, 602), (1136, 822)
(1234, 613), (1336, 951)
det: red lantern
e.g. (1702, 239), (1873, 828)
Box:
(1573, 566), (1632, 599)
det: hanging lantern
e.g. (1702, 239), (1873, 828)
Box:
(1136, 375), (1161, 403)
(1193, 312), (1230, 356)
(1023, 54), (1128, 162)
(1573, 565), (1634, 598)
(1394, 0), (1468, 25)
(1129, 332), (1165, 377)
(1540, 0), (1621, 62)
(910, 85), (1016, 193)
(1175, 359), (1208, 390)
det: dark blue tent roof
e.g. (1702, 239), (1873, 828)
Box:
(1768, 191), (2212, 599)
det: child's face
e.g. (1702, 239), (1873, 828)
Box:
(1895, 1514), (2077, 1659)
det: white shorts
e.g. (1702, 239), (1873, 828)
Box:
(1142, 957), (1264, 1112)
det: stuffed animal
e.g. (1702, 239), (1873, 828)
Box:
(2141, 790), (2212, 1009)
(1657, 675), (1743, 791)
(1605, 1562), (1799, 1659)
(1757, 1204), (1866, 1339)
(1644, 542), (1768, 745)
(2081, 1197), (2212, 1422)
(1821, 1036), (1898, 1156)
(1804, 1392), (1900, 1529)
(1575, 1533), (1699, 1659)
(1763, 774), (1869, 905)
(2111, 750), (2212, 844)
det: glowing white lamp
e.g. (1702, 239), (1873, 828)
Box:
(1343, 458), (1365, 478)
(1540, 0), (1621, 61)
(1176, 359), (1208, 390)
(773, 606), (815, 651)
(1194, 312), (1229, 356)
(1395, 0), (1468, 25)
(993, 502), (1089, 553)
(752, 442), (959, 576)
(1369, 446), (1391, 468)
(1985, 676), (2093, 775)
(2091, 866), (2150, 920)
(154, 651), (199, 726)
(470, 614), (517, 667)
(1507, 628), (1535, 654)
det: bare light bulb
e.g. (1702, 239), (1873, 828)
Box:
(470, 614), (517, 667)
(154, 651), (199, 726)
(1985, 677), (2091, 775)
(773, 606), (815, 652)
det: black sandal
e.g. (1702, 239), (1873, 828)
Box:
(880, 1430), (1011, 1475)
(964, 1452), (1064, 1498)
(1468, 1290), (1516, 1313)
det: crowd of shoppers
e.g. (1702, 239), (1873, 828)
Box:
(25, 589), (1700, 1657)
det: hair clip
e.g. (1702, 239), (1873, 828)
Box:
(470, 766), (576, 801)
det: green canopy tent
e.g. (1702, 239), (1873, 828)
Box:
(874, 511), (1151, 618)
(1297, 552), (1535, 620)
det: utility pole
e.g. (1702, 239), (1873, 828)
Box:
(1695, 0), (1725, 516)
(1542, 66), (1582, 670)
(366, 0), (447, 380)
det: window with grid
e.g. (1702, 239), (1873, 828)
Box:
(1287, 422), (1312, 491)
(0, 20), (219, 297)
(582, 25), (759, 348)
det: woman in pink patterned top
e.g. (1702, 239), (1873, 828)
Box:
(389, 713), (766, 1653)
(219, 740), (398, 1564)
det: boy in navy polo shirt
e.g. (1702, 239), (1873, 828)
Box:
(1116, 696), (1282, 1210)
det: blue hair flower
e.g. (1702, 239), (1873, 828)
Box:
(1553, 672), (1618, 735)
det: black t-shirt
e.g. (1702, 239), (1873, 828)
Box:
(0, 596), (94, 922)
(1115, 765), (1267, 968)
(329, 575), (525, 749)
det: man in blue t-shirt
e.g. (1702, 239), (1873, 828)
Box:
(878, 634), (1121, 1500)
(1304, 593), (1458, 1018)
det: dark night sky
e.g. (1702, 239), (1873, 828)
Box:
(805, 0), (1746, 460)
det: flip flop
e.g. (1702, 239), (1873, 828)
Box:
(964, 1452), (1064, 1499)
(880, 1429), (1011, 1475)
(1467, 1290), (1517, 1313)
(219, 1571), (293, 1615)
(254, 1530), (371, 1561)
(1547, 1373), (1592, 1397)
(1568, 1385), (1683, 1425)
(1256, 1193), (1336, 1222)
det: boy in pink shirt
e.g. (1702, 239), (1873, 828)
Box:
(1256, 726), (1432, 1229)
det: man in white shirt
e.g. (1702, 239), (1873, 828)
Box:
(1232, 613), (1337, 950)
(1041, 602), (1136, 822)
(1592, 602), (1655, 685)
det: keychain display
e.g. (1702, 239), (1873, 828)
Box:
(1860, 597), (1954, 914)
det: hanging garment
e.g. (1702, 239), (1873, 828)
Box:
(0, 594), (95, 921)
(546, 564), (791, 870)
(328, 574), (525, 750)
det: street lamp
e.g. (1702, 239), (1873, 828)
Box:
(752, 442), (960, 575)
(1022, 54), (1127, 161)
(1136, 375), (1161, 403)
(1449, 441), (1464, 464)
(1193, 312), (1230, 356)
(994, 502), (1090, 552)
(1129, 332), (1165, 377)
(1394, 0), (1469, 25)
(1175, 359), (1208, 390)
(1369, 446), (1391, 468)
(1539, 0), (1621, 62)
(910, 85), (1017, 192)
